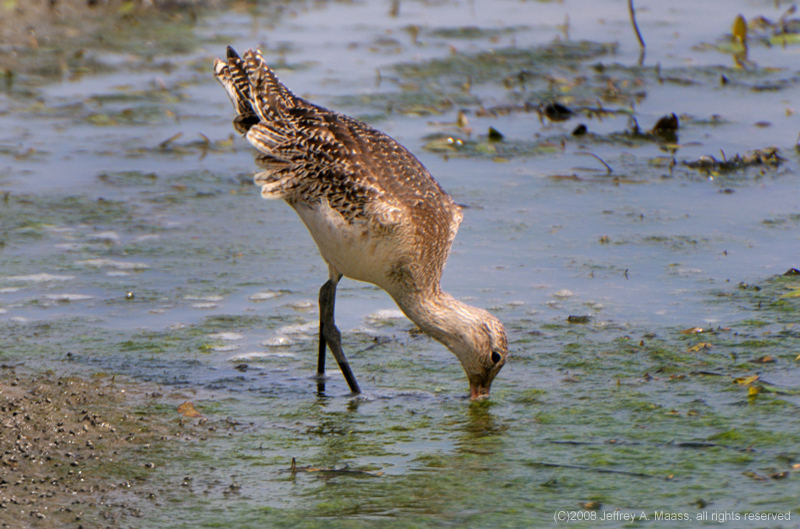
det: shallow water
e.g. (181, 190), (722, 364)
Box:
(1, 0), (799, 527)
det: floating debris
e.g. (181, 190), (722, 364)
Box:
(650, 113), (679, 139)
(750, 355), (775, 364)
(747, 7), (800, 46)
(623, 114), (679, 143)
(177, 401), (203, 418)
(567, 315), (591, 324)
(683, 147), (783, 173)
(732, 14), (747, 46)
(487, 126), (504, 141)
(456, 110), (470, 129)
(572, 123), (588, 136)
(538, 101), (574, 122)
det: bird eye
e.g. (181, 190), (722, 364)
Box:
(491, 351), (502, 364)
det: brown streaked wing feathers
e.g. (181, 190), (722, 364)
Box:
(214, 47), (463, 289)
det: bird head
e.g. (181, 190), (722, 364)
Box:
(433, 306), (508, 400)
(465, 312), (508, 399)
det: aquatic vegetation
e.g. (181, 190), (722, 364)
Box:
(683, 147), (784, 174)
(335, 91), (479, 116)
(422, 131), (562, 159)
(427, 25), (530, 41)
(395, 41), (618, 85)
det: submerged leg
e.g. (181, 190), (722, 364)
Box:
(317, 313), (327, 375)
(316, 290), (328, 396)
(318, 275), (361, 395)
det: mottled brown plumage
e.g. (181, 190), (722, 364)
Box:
(214, 47), (507, 398)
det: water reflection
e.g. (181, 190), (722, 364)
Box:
(458, 400), (508, 449)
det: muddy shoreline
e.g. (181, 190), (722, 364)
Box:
(1, 3), (249, 526)
(0, 366), (211, 529)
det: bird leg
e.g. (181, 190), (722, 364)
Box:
(318, 276), (361, 395)
(316, 320), (326, 395)
(317, 309), (327, 375)
(316, 288), (329, 396)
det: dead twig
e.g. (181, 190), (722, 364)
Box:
(158, 132), (183, 150)
(286, 457), (383, 477)
(628, 0), (646, 49)
(683, 147), (783, 173)
(578, 151), (613, 174)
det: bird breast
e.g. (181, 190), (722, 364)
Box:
(293, 199), (401, 288)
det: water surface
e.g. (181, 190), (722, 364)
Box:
(1, 0), (799, 527)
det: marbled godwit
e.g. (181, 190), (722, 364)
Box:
(214, 47), (507, 399)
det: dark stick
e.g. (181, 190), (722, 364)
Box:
(628, 0), (646, 49)
(578, 151), (613, 173)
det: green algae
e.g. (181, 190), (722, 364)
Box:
(428, 26), (530, 40)
(395, 41), (617, 85)
(0, 194), (131, 241)
(336, 91), (479, 116)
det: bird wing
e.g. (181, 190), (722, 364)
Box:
(214, 48), (384, 217)
(214, 47), (463, 287)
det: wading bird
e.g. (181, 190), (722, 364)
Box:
(214, 47), (507, 399)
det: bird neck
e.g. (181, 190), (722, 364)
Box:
(394, 288), (482, 353)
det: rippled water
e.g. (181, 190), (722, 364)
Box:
(1, 0), (799, 526)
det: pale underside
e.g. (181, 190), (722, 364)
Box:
(293, 201), (400, 291)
